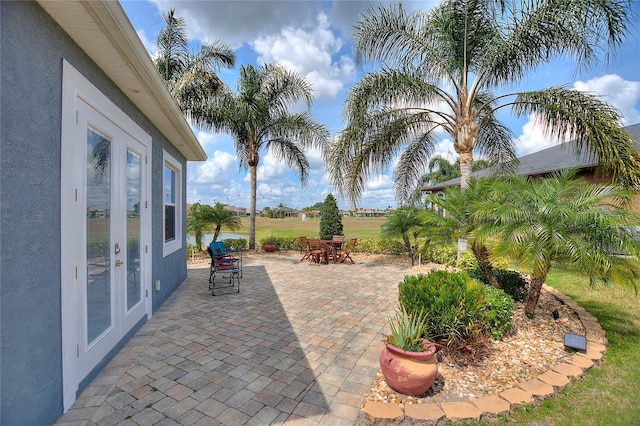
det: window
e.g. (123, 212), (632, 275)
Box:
(163, 150), (182, 256)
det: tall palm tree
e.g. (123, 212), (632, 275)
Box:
(195, 64), (330, 249)
(482, 169), (640, 317)
(326, 0), (640, 206)
(154, 9), (235, 119)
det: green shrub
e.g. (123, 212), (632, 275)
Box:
(353, 237), (406, 255)
(458, 252), (477, 269)
(222, 238), (248, 251)
(470, 267), (529, 302)
(421, 244), (458, 266)
(481, 285), (515, 339)
(495, 269), (528, 302)
(398, 270), (515, 355)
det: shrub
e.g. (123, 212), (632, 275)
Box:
(495, 269), (529, 302)
(355, 237), (406, 255)
(398, 270), (515, 358)
(421, 244), (458, 266)
(457, 252), (477, 269)
(470, 267), (529, 302)
(222, 238), (247, 251)
(481, 285), (515, 339)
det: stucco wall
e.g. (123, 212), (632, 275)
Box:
(0, 2), (188, 424)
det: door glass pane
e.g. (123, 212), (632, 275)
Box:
(86, 128), (111, 344)
(126, 150), (141, 310)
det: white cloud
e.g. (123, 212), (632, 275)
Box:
(573, 74), (640, 125)
(251, 13), (355, 100)
(514, 116), (565, 156)
(195, 130), (230, 150)
(149, 0), (324, 48)
(190, 150), (237, 184)
(515, 74), (640, 156)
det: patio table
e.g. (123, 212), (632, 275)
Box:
(320, 240), (343, 264)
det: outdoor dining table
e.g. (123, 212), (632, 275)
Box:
(319, 240), (343, 264)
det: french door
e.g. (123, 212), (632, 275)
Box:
(76, 99), (148, 379)
(61, 61), (151, 411)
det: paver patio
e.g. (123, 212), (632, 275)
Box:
(57, 254), (410, 425)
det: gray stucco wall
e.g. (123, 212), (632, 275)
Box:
(0, 2), (188, 424)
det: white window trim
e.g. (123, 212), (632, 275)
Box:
(163, 150), (182, 257)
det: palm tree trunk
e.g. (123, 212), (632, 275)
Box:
(525, 275), (546, 318)
(459, 151), (473, 190)
(249, 165), (257, 250)
(403, 235), (414, 266)
(471, 244), (499, 288)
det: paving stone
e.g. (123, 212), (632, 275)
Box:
(553, 362), (584, 378)
(361, 401), (404, 423)
(499, 388), (533, 406)
(571, 353), (595, 369)
(471, 395), (510, 416)
(217, 407), (251, 425)
(245, 406), (282, 426)
(538, 370), (570, 388)
(518, 379), (555, 399)
(131, 407), (164, 424)
(404, 403), (445, 424)
(440, 402), (482, 421)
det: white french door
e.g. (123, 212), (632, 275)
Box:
(61, 60), (152, 411)
(76, 100), (147, 379)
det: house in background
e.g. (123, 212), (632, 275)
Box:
(422, 123), (640, 195)
(1, 1), (207, 423)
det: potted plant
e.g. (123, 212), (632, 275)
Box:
(262, 236), (277, 252)
(379, 305), (438, 396)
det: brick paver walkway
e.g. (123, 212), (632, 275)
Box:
(57, 254), (410, 425)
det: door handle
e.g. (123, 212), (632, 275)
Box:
(115, 243), (121, 255)
(115, 260), (123, 267)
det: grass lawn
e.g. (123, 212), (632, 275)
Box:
(234, 216), (387, 241)
(485, 266), (640, 425)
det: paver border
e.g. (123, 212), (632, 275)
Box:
(359, 284), (607, 424)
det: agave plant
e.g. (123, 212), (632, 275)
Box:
(385, 305), (429, 352)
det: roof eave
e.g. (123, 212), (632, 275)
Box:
(37, 0), (207, 161)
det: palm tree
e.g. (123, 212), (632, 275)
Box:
(187, 202), (242, 250)
(195, 64), (330, 249)
(186, 202), (211, 250)
(209, 202), (242, 243)
(381, 206), (425, 266)
(482, 169), (640, 317)
(423, 179), (501, 286)
(154, 9), (235, 119)
(326, 0), (640, 206)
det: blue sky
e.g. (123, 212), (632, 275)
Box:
(121, 0), (640, 210)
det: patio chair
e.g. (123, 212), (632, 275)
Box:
(338, 238), (357, 265)
(207, 242), (241, 295)
(327, 235), (345, 263)
(210, 241), (242, 277)
(299, 236), (311, 261)
(306, 238), (325, 265)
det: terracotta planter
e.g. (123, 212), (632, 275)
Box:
(379, 342), (438, 396)
(263, 243), (276, 252)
